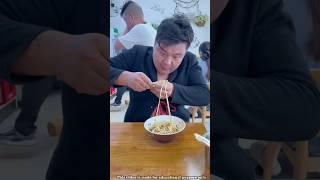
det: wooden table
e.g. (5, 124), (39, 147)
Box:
(110, 123), (210, 179)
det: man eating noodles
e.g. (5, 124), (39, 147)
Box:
(110, 15), (210, 122)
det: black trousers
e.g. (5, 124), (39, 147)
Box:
(212, 135), (256, 180)
(46, 84), (107, 180)
(15, 77), (57, 135)
(114, 86), (127, 104)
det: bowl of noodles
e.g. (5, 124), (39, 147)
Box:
(144, 115), (186, 143)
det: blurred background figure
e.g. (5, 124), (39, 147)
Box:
(111, 0), (156, 111)
(250, 0), (320, 177)
(0, 77), (58, 146)
(198, 41), (210, 83)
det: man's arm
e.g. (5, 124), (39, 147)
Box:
(109, 47), (136, 85)
(12, 31), (73, 77)
(0, 0), (72, 81)
(0, 14), (51, 81)
(110, 46), (152, 91)
(213, 0), (320, 141)
(12, 30), (109, 95)
(114, 27), (129, 53)
(114, 39), (125, 53)
(171, 58), (210, 106)
(0, 1), (108, 95)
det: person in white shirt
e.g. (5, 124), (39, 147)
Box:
(111, 1), (156, 110)
(114, 1), (156, 53)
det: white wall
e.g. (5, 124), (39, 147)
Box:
(110, 0), (210, 57)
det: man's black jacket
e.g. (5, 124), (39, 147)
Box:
(214, 0), (320, 141)
(0, 1), (107, 179)
(213, 0), (320, 178)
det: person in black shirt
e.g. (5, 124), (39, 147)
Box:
(213, 0), (320, 179)
(0, 1), (108, 179)
(1, 0), (320, 180)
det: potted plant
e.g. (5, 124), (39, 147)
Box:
(194, 14), (208, 27)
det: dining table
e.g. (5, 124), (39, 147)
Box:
(110, 122), (210, 179)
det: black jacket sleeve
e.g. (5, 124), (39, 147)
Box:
(0, 14), (49, 82)
(172, 57), (210, 106)
(109, 46), (138, 85)
(0, 0), (74, 82)
(213, 0), (320, 141)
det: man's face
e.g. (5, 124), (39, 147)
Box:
(153, 42), (187, 75)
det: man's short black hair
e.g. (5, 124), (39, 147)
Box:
(155, 15), (194, 49)
(120, 1), (134, 17)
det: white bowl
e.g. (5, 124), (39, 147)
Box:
(144, 115), (186, 143)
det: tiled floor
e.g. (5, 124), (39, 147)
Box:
(0, 92), (61, 180)
(110, 92), (129, 122)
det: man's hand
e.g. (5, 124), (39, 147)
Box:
(54, 33), (108, 95)
(115, 27), (129, 53)
(150, 80), (174, 99)
(126, 72), (152, 92)
(12, 31), (109, 95)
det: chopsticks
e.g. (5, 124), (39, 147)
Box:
(155, 80), (172, 122)
(164, 81), (172, 118)
(155, 81), (165, 116)
(194, 133), (210, 147)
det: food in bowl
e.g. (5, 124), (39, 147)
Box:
(144, 115), (186, 142)
(150, 120), (179, 135)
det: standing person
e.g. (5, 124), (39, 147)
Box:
(0, 77), (57, 146)
(0, 1), (108, 179)
(111, 0), (156, 110)
(212, 0), (320, 179)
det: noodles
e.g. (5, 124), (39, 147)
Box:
(150, 80), (179, 135)
(150, 120), (179, 135)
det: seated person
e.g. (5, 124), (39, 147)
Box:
(109, 15), (210, 122)
(198, 41), (210, 83)
(251, 0), (320, 176)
